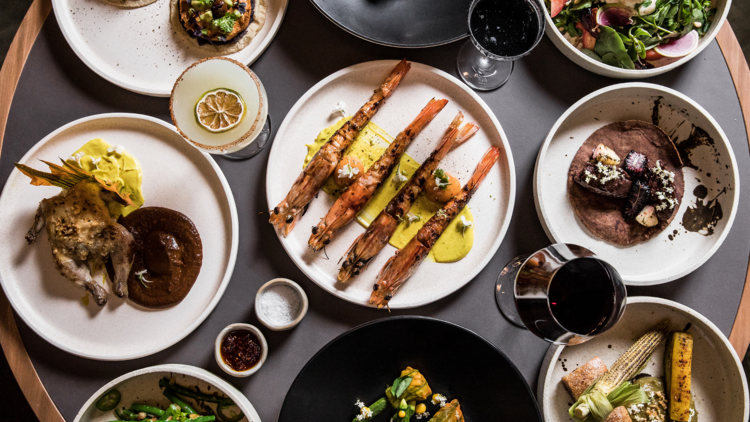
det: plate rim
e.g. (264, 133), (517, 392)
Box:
(277, 315), (543, 422)
(307, 0), (469, 48)
(72, 363), (261, 422)
(533, 82), (740, 285)
(50, 0), (289, 97)
(265, 59), (517, 309)
(0, 112), (239, 360)
(535, 296), (750, 422)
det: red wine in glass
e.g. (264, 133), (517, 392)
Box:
(495, 244), (627, 345)
(458, 0), (545, 90)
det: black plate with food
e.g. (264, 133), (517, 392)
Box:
(278, 316), (542, 422)
(309, 0), (472, 48)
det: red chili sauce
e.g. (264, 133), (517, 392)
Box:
(221, 330), (262, 372)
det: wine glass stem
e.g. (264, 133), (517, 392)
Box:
(475, 53), (497, 76)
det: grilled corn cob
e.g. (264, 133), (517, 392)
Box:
(665, 332), (694, 421)
(572, 320), (671, 421)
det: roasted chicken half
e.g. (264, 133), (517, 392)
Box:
(25, 181), (135, 306)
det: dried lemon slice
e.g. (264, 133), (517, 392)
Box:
(195, 89), (245, 133)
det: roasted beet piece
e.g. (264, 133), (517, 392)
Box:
(579, 8), (600, 39)
(623, 180), (650, 219)
(574, 164), (632, 198)
(624, 150), (648, 177)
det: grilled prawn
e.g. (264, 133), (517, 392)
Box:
(308, 98), (448, 251)
(338, 112), (478, 282)
(269, 59), (412, 236)
(369, 146), (500, 308)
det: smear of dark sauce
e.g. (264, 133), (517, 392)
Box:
(652, 96), (662, 126)
(675, 125), (717, 170)
(682, 185), (724, 236)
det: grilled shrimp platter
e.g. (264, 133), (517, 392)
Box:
(538, 297), (749, 422)
(0, 114), (237, 359)
(266, 60), (516, 309)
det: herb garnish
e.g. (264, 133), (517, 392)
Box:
(432, 169), (450, 190)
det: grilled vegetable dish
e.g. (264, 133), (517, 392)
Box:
(352, 367), (463, 422)
(104, 378), (245, 422)
(563, 321), (698, 422)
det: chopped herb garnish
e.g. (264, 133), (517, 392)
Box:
(432, 168), (450, 190)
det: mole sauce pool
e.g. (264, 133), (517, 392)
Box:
(221, 330), (262, 372)
(470, 0), (540, 57)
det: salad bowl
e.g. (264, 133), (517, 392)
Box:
(543, 0), (732, 78)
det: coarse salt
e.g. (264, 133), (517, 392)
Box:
(259, 284), (301, 326)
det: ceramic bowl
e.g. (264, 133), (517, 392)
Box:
(537, 296), (749, 422)
(543, 0), (732, 78)
(534, 82), (739, 285)
(255, 278), (309, 331)
(74, 364), (260, 422)
(170, 57), (268, 155)
(215, 323), (268, 378)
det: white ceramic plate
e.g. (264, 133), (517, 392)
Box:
(534, 83), (739, 285)
(0, 114), (238, 360)
(543, 0), (731, 78)
(74, 364), (261, 422)
(266, 60), (516, 309)
(537, 297), (749, 422)
(51, 0), (287, 97)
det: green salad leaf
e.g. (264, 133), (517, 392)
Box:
(213, 14), (238, 34)
(596, 26), (635, 69)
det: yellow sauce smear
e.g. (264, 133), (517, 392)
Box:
(304, 118), (474, 263)
(71, 138), (145, 218)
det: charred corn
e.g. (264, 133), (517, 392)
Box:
(592, 144), (621, 166)
(665, 331), (694, 421)
(594, 320), (671, 395)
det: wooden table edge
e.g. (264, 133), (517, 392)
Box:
(0, 3), (748, 421)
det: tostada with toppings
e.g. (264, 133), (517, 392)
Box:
(171, 0), (267, 55)
(567, 120), (684, 246)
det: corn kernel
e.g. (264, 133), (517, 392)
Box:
(398, 410), (406, 418)
(416, 403), (427, 414)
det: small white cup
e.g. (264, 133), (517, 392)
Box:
(255, 278), (308, 331)
(215, 323), (267, 378)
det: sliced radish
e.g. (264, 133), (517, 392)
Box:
(596, 5), (634, 27)
(654, 30), (700, 58)
(550, 0), (565, 17)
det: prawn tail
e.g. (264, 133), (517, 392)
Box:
(380, 59), (412, 99)
(465, 146), (500, 196)
(453, 122), (480, 149)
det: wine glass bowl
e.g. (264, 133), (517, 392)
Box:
(458, 0), (546, 90)
(496, 244), (627, 346)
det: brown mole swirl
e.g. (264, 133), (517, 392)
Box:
(119, 207), (203, 309)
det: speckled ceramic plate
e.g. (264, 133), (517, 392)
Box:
(74, 364), (260, 421)
(534, 83), (739, 285)
(537, 297), (749, 422)
(0, 114), (238, 360)
(266, 60), (516, 309)
(51, 0), (287, 96)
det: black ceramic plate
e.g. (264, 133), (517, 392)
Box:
(309, 0), (472, 48)
(278, 316), (542, 422)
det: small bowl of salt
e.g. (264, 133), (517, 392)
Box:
(255, 278), (308, 331)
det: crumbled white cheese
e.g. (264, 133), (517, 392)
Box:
(432, 394), (447, 407)
(67, 152), (85, 166)
(107, 145), (125, 156)
(460, 215), (473, 237)
(651, 160), (675, 187)
(338, 163), (359, 180)
(595, 162), (624, 184)
(415, 412), (430, 420)
(584, 169), (598, 184)
(332, 101), (348, 117)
